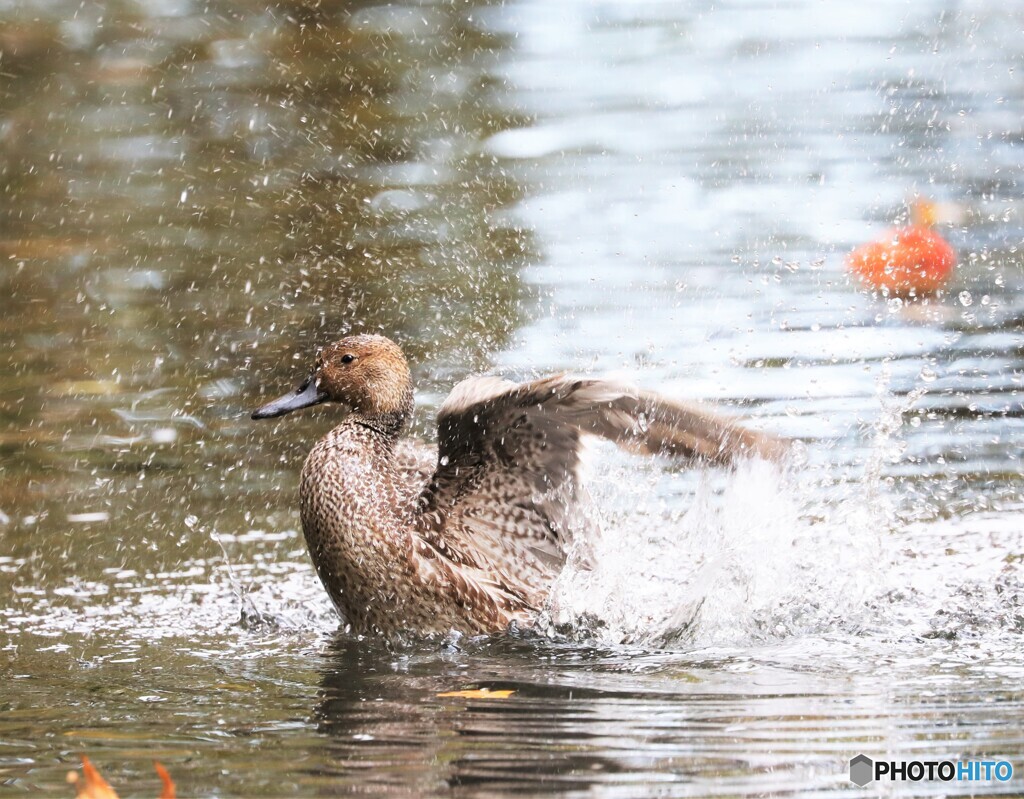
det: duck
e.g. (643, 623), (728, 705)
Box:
(252, 334), (787, 638)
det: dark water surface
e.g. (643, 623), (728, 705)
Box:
(2, 0), (1023, 796)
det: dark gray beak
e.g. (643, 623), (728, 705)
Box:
(251, 376), (328, 420)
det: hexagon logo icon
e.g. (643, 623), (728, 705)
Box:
(849, 754), (874, 786)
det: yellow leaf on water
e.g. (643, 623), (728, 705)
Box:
(212, 682), (257, 693)
(63, 730), (152, 741)
(53, 380), (122, 397)
(436, 688), (515, 699)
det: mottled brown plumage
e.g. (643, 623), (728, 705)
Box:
(252, 334), (787, 638)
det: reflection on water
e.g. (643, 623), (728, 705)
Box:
(2, 0), (1023, 795)
(311, 634), (1024, 796)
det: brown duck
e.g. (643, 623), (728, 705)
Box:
(252, 334), (786, 638)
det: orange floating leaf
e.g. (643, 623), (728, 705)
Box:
(437, 688), (515, 699)
(66, 756), (119, 799)
(154, 762), (175, 799)
(67, 756), (178, 799)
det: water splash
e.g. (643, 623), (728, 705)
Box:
(545, 452), (889, 648)
(546, 377), (1023, 652)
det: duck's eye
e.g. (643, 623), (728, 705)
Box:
(341, 354), (356, 365)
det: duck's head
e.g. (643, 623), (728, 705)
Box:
(251, 334), (413, 429)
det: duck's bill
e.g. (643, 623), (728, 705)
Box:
(251, 376), (328, 420)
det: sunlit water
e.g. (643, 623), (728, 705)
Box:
(2, 0), (1023, 796)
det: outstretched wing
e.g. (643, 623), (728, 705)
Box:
(415, 375), (786, 605)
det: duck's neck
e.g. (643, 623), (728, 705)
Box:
(348, 383), (414, 440)
(349, 409), (408, 440)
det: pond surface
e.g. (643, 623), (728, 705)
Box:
(2, 0), (1023, 795)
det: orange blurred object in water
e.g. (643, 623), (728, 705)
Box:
(846, 202), (956, 297)
(67, 757), (118, 799)
(67, 756), (176, 799)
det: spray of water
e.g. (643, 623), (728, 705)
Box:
(542, 380), (949, 650)
(543, 454), (884, 648)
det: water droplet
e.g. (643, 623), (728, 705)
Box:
(151, 428), (177, 444)
(67, 512), (110, 523)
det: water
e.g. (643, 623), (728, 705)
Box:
(2, 0), (1023, 795)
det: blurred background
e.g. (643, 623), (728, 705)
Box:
(1, 0), (1023, 795)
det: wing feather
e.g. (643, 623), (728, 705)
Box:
(413, 375), (787, 605)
